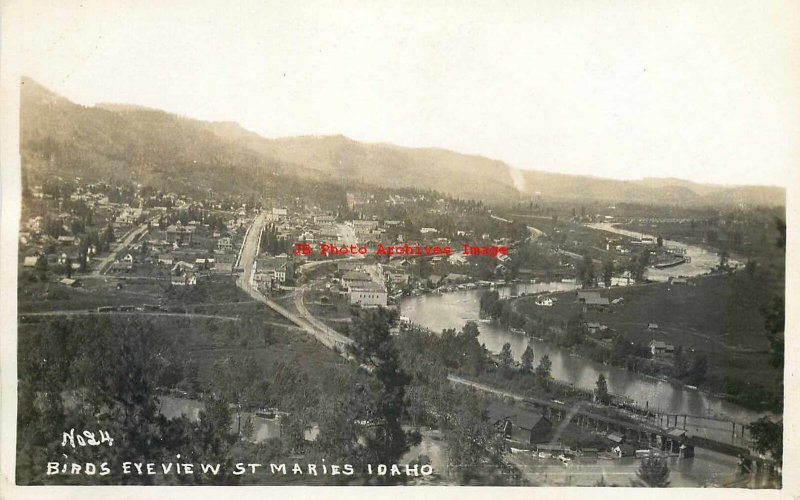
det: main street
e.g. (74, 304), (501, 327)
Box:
(86, 215), (161, 277)
(236, 212), (354, 354)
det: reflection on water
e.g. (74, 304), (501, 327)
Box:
(400, 288), (761, 425)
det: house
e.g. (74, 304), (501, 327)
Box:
(195, 258), (214, 270)
(217, 237), (233, 252)
(576, 291), (610, 307)
(443, 273), (469, 284)
(648, 323), (659, 330)
(420, 227), (438, 234)
(314, 214), (336, 225)
(613, 444), (636, 457)
(57, 235), (77, 246)
(349, 283), (388, 307)
(585, 322), (604, 334)
(22, 256), (39, 267)
(341, 271), (374, 289)
(352, 220), (379, 233)
(649, 340), (675, 356)
(110, 262), (133, 273)
(59, 278), (80, 287)
(122, 254), (134, 263)
(213, 253), (235, 273)
(256, 256), (293, 284)
(607, 433), (625, 445)
(488, 403), (553, 445)
(166, 224), (193, 245)
(171, 273), (197, 286)
(172, 261), (196, 274)
(448, 253), (468, 266)
(157, 255), (174, 266)
(535, 297), (553, 307)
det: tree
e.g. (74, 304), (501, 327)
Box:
(103, 222), (115, 245)
(535, 354), (552, 388)
(633, 456), (670, 487)
(672, 346), (687, 378)
(521, 345), (534, 373)
(348, 308), (412, 467)
(687, 354), (708, 387)
(499, 342), (514, 378)
(602, 258), (614, 288)
(764, 296), (785, 370)
(595, 374), (610, 405)
(212, 356), (268, 436)
(580, 254), (595, 288)
(747, 417), (782, 465)
(64, 256), (73, 278)
(656, 236), (663, 247)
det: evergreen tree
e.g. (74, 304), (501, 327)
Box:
(595, 374), (610, 404)
(633, 456), (670, 487)
(521, 345), (534, 373)
(348, 308), (412, 470)
(499, 343), (514, 378)
(535, 354), (552, 389)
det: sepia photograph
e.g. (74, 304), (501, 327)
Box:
(1, 0), (798, 497)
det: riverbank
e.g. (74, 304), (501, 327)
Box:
(400, 287), (771, 424)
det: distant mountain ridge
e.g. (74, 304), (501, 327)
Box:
(20, 77), (785, 207)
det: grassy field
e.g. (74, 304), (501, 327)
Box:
(512, 271), (782, 385)
(17, 274), (353, 398)
(17, 274), (249, 312)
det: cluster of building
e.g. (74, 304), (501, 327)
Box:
(336, 261), (388, 307)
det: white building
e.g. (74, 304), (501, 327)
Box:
(349, 283), (388, 307)
(217, 237), (232, 252)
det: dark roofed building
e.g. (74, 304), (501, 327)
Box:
(487, 403), (553, 445)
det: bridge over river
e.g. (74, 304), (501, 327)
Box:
(447, 374), (771, 466)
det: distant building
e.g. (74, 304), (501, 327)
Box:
(213, 253), (235, 273)
(341, 271), (373, 289)
(314, 214), (336, 225)
(57, 235), (77, 245)
(649, 340), (674, 355)
(217, 237), (233, 252)
(448, 253), (468, 266)
(23, 256), (39, 267)
(166, 224), (193, 245)
(349, 283), (388, 307)
(488, 403), (553, 445)
(171, 273), (197, 286)
(576, 291), (610, 307)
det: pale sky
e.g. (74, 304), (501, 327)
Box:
(16, 0), (800, 186)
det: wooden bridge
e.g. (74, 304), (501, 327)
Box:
(447, 374), (772, 466)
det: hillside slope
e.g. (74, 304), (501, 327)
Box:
(20, 78), (785, 207)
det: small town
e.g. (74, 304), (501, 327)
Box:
(17, 162), (785, 487)
(9, 1), (792, 493)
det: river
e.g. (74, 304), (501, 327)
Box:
(587, 222), (739, 282)
(399, 225), (761, 441)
